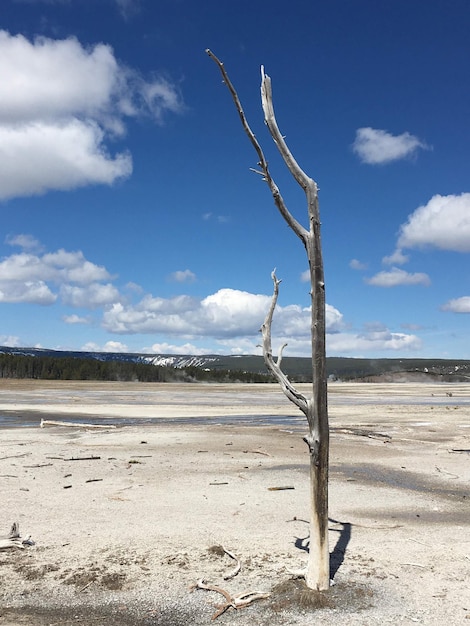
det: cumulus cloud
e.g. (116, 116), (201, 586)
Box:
(349, 259), (367, 270)
(63, 314), (90, 324)
(0, 236), (424, 356)
(0, 335), (21, 347)
(382, 249), (409, 266)
(327, 328), (422, 353)
(441, 296), (470, 313)
(0, 249), (111, 285)
(397, 193), (470, 253)
(102, 289), (270, 337)
(101, 287), (345, 345)
(353, 127), (428, 165)
(366, 267), (431, 287)
(5, 234), (43, 251)
(0, 239), (120, 307)
(168, 269), (196, 283)
(0, 121), (132, 198)
(144, 342), (212, 355)
(0, 280), (56, 304)
(60, 283), (121, 309)
(0, 30), (183, 199)
(81, 340), (129, 353)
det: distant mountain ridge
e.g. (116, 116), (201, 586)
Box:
(1, 346), (469, 382)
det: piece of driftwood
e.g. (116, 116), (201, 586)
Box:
(40, 419), (116, 429)
(24, 463), (53, 468)
(435, 466), (459, 479)
(0, 522), (34, 550)
(64, 456), (101, 461)
(335, 427), (391, 441)
(191, 578), (270, 620)
(0, 452), (32, 461)
(221, 547), (241, 581)
(268, 485), (295, 491)
(243, 449), (272, 457)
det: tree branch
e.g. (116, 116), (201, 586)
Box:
(260, 271), (308, 416)
(261, 69), (322, 251)
(206, 49), (307, 241)
(260, 68), (317, 193)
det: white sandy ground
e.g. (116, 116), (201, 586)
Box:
(0, 380), (469, 625)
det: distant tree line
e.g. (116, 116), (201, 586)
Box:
(0, 353), (273, 384)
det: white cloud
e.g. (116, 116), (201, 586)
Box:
(115, 0), (141, 19)
(102, 340), (129, 353)
(0, 280), (56, 304)
(0, 249), (111, 285)
(63, 314), (90, 324)
(0, 241), (119, 306)
(366, 267), (431, 287)
(101, 287), (345, 343)
(5, 234), (43, 251)
(215, 338), (263, 356)
(349, 259), (367, 270)
(0, 121), (132, 199)
(60, 283), (121, 309)
(145, 342), (212, 355)
(125, 281), (144, 294)
(0, 335), (21, 347)
(327, 328), (422, 353)
(441, 296), (470, 313)
(103, 289), (271, 337)
(81, 340), (129, 353)
(0, 30), (183, 199)
(353, 127), (428, 165)
(382, 249), (409, 265)
(168, 269), (196, 283)
(397, 193), (470, 252)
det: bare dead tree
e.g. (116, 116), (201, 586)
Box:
(207, 50), (330, 591)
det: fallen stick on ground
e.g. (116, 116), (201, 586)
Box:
(190, 578), (270, 620)
(0, 452), (32, 461)
(0, 522), (34, 550)
(40, 419), (116, 429)
(335, 427), (391, 441)
(243, 448), (272, 456)
(221, 547), (241, 581)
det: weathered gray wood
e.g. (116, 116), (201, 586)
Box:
(40, 418), (116, 429)
(207, 50), (330, 590)
(0, 522), (34, 550)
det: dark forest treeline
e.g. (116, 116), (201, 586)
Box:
(0, 353), (272, 383)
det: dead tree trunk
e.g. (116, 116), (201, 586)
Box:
(207, 50), (330, 590)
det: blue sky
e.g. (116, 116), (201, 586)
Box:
(0, 0), (469, 359)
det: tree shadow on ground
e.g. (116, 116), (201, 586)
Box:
(293, 517), (352, 581)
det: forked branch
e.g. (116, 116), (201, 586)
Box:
(206, 49), (307, 241)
